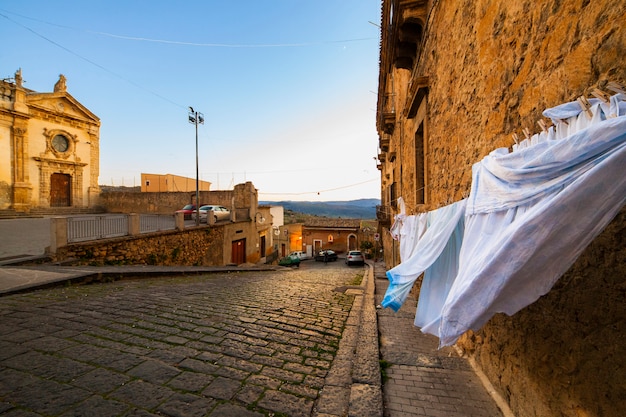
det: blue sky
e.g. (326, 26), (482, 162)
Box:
(0, 1), (382, 201)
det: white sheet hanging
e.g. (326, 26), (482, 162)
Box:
(381, 199), (466, 312)
(414, 209), (465, 335)
(399, 213), (428, 262)
(438, 113), (626, 346)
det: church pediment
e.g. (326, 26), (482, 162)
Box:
(26, 92), (100, 125)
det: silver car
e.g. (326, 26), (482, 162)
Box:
(345, 250), (365, 266)
(192, 205), (230, 223)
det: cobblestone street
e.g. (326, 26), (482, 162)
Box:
(0, 261), (368, 417)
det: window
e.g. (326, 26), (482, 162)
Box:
(415, 122), (425, 205)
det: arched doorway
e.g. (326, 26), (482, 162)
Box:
(50, 173), (71, 207)
(348, 234), (357, 251)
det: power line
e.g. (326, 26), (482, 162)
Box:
(259, 178), (379, 196)
(0, 11), (186, 110)
(0, 8), (377, 48)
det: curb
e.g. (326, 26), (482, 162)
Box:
(314, 261), (383, 417)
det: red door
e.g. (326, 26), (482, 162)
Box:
(231, 239), (246, 265)
(50, 173), (71, 207)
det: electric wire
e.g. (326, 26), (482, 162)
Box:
(0, 8), (376, 48)
(259, 178), (379, 197)
(0, 11), (188, 110)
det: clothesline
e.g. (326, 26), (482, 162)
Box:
(379, 84), (626, 218)
(382, 91), (626, 347)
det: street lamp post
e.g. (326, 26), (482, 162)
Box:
(188, 107), (204, 226)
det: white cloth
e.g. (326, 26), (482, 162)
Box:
(399, 213), (428, 262)
(381, 200), (466, 312)
(414, 209), (465, 335)
(389, 197), (407, 240)
(438, 113), (626, 346)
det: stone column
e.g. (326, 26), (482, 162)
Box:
(11, 125), (32, 212)
(128, 214), (140, 236)
(50, 217), (68, 253)
(175, 212), (185, 231)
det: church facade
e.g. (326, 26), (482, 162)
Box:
(0, 69), (100, 212)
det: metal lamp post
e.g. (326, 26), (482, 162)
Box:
(188, 107), (204, 226)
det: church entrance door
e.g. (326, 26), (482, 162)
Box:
(50, 173), (71, 207)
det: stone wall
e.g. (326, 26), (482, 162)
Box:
(417, 2), (626, 416)
(457, 209), (626, 417)
(423, 0), (625, 204)
(98, 190), (235, 215)
(98, 182), (258, 216)
(377, 0), (625, 415)
(55, 226), (224, 266)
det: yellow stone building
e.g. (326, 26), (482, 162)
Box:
(375, 1), (625, 416)
(0, 69), (100, 212)
(140, 173), (211, 193)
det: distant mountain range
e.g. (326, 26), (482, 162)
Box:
(260, 198), (380, 219)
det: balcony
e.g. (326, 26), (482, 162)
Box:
(379, 133), (390, 152)
(382, 111), (396, 134)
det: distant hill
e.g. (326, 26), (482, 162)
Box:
(260, 198), (379, 219)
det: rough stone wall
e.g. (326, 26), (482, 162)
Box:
(56, 226), (224, 266)
(422, 0), (625, 204)
(421, 1), (626, 416)
(457, 207), (626, 417)
(98, 190), (236, 214)
(380, 0), (626, 416)
(99, 183), (258, 216)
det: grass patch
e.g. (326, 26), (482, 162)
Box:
(347, 273), (363, 286)
(379, 359), (392, 383)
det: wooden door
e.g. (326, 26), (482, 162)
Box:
(50, 173), (71, 207)
(231, 239), (246, 265)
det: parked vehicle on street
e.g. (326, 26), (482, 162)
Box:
(175, 204), (199, 220)
(315, 250), (337, 262)
(288, 251), (309, 261)
(345, 250), (365, 266)
(192, 205), (230, 223)
(278, 254), (300, 267)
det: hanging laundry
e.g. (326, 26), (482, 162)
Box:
(414, 208), (465, 336)
(399, 213), (428, 262)
(438, 106), (626, 347)
(388, 197), (406, 240)
(381, 199), (466, 312)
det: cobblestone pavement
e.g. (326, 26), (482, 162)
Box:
(0, 260), (374, 417)
(374, 262), (506, 417)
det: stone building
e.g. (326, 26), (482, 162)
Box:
(54, 182), (279, 267)
(0, 70), (100, 211)
(302, 218), (361, 257)
(140, 173), (211, 193)
(375, 1), (625, 416)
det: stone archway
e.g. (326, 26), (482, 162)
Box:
(347, 234), (358, 251)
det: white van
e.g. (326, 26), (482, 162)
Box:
(288, 251), (309, 261)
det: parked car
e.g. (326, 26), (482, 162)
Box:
(288, 251), (310, 261)
(315, 250), (338, 262)
(175, 204), (198, 220)
(345, 250), (365, 266)
(192, 205), (231, 223)
(278, 254), (300, 267)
